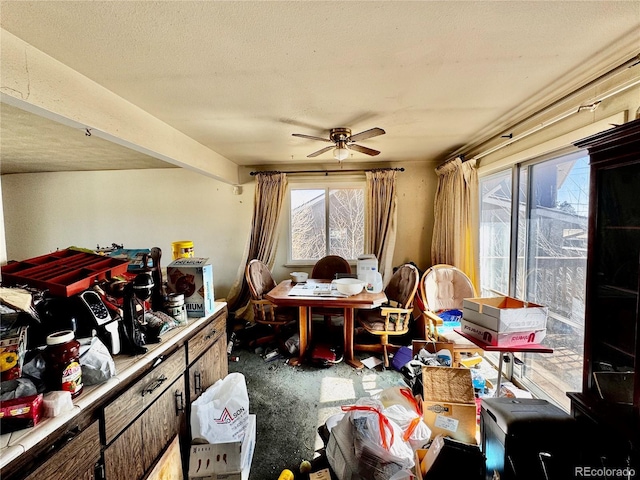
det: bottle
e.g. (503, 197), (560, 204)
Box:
(42, 330), (83, 398)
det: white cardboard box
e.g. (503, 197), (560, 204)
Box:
(167, 257), (215, 318)
(463, 296), (547, 333)
(189, 414), (256, 480)
(460, 319), (546, 347)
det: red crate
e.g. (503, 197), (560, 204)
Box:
(1, 249), (129, 297)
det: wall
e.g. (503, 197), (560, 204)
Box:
(1, 168), (254, 298)
(1, 162), (439, 298)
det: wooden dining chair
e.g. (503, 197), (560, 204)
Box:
(310, 255), (353, 328)
(355, 263), (420, 367)
(245, 259), (297, 346)
(418, 264), (483, 365)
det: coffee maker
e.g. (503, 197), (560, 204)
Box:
(34, 290), (121, 354)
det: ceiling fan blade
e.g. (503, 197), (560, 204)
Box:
(349, 127), (385, 143)
(307, 145), (334, 158)
(292, 133), (332, 143)
(348, 144), (380, 156)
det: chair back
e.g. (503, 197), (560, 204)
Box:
(311, 255), (351, 280)
(385, 263), (420, 308)
(245, 259), (277, 300)
(420, 264), (475, 312)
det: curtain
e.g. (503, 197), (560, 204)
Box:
(431, 157), (479, 289)
(227, 172), (288, 320)
(365, 169), (398, 285)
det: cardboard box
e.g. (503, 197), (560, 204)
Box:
(0, 323), (27, 382)
(460, 319), (546, 347)
(414, 449), (428, 480)
(167, 257), (214, 318)
(189, 414), (255, 480)
(0, 393), (43, 432)
(421, 366), (477, 444)
(463, 296), (547, 333)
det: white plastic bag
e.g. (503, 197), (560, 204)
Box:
(383, 404), (431, 452)
(327, 398), (414, 480)
(377, 386), (431, 451)
(190, 372), (250, 443)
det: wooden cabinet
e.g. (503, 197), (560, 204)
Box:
(24, 421), (100, 480)
(0, 305), (228, 480)
(188, 312), (228, 402)
(104, 347), (186, 444)
(568, 118), (640, 468)
(104, 375), (186, 480)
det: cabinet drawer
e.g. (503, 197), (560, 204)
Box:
(187, 311), (226, 364)
(25, 421), (100, 480)
(104, 346), (186, 444)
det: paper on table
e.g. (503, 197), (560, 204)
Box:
(288, 283), (347, 297)
(361, 356), (383, 369)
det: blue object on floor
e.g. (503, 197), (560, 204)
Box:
(391, 345), (413, 371)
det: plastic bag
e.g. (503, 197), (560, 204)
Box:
(80, 337), (116, 386)
(191, 372), (249, 443)
(377, 386), (431, 451)
(327, 398), (414, 480)
(383, 404), (431, 451)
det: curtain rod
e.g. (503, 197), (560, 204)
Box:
(250, 167), (405, 176)
(445, 53), (640, 165)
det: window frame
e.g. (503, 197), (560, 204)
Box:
(478, 148), (589, 410)
(286, 177), (366, 267)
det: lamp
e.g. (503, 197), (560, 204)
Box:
(333, 142), (349, 162)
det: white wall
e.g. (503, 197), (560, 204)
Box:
(2, 168), (254, 299)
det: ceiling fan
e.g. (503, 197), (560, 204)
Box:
(292, 127), (385, 161)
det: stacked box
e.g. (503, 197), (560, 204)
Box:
(167, 257), (215, 318)
(461, 296), (547, 347)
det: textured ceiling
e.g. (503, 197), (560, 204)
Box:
(1, 1), (639, 176)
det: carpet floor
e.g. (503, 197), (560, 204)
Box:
(227, 326), (407, 480)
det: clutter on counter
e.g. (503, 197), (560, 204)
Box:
(0, 245), (216, 430)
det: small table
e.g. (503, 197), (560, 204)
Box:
(266, 279), (387, 369)
(454, 328), (553, 396)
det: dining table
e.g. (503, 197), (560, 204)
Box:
(265, 279), (387, 369)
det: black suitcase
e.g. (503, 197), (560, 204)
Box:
(480, 398), (578, 480)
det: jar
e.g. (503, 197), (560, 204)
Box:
(164, 293), (187, 324)
(42, 330), (83, 398)
(171, 240), (194, 260)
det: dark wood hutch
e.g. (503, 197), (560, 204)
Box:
(568, 117), (640, 470)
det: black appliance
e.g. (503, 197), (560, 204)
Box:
(34, 290), (121, 354)
(423, 435), (484, 479)
(480, 398), (578, 480)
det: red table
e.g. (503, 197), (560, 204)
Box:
(454, 328), (553, 396)
(266, 279), (387, 369)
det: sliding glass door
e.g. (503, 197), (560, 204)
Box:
(479, 150), (589, 410)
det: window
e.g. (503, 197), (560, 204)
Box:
(289, 185), (365, 263)
(479, 150), (589, 410)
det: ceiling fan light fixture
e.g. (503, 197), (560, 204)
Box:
(333, 145), (349, 161)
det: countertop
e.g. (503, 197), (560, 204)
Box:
(0, 301), (227, 470)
